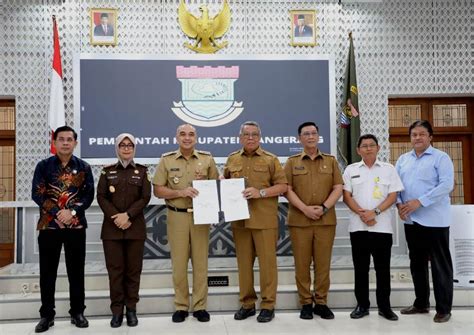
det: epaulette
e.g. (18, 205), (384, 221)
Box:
(197, 150), (211, 156)
(261, 149), (277, 158)
(162, 151), (176, 157)
(101, 163), (116, 174)
(135, 163), (147, 168)
(321, 152), (336, 158)
(228, 150), (241, 156)
(103, 163), (116, 169)
(288, 152), (302, 159)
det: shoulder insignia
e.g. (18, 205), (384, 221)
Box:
(321, 152), (336, 158)
(135, 163), (147, 168)
(228, 150), (241, 156)
(289, 153), (302, 159)
(261, 150), (277, 158)
(102, 164), (116, 173)
(197, 150), (211, 155)
(162, 151), (176, 157)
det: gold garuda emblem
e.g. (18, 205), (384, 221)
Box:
(178, 0), (231, 54)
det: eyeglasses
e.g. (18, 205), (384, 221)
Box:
(300, 131), (318, 137)
(242, 132), (260, 138)
(359, 144), (378, 149)
(119, 144), (135, 149)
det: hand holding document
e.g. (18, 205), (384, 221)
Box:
(192, 178), (250, 224)
(220, 178), (250, 222)
(192, 180), (220, 224)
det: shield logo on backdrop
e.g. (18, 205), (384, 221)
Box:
(171, 65), (244, 127)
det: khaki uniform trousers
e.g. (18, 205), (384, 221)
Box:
(232, 226), (278, 310)
(289, 225), (336, 305)
(167, 211), (210, 311)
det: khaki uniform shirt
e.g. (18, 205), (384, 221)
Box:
(97, 162), (151, 239)
(153, 150), (219, 209)
(284, 150), (343, 227)
(224, 147), (287, 229)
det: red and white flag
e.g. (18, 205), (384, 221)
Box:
(48, 15), (65, 154)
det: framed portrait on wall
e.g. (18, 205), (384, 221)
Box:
(90, 8), (117, 46)
(290, 10), (317, 47)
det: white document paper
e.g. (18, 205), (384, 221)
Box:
(220, 178), (250, 222)
(192, 180), (220, 224)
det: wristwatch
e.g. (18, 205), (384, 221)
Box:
(259, 189), (266, 198)
(374, 207), (382, 216)
(70, 209), (77, 217)
(321, 204), (329, 214)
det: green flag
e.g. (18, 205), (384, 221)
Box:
(338, 32), (361, 166)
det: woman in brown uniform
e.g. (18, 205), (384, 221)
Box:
(97, 133), (151, 328)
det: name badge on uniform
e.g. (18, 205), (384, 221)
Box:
(109, 185), (116, 193)
(170, 168), (180, 171)
(295, 166), (305, 170)
(351, 175), (360, 179)
(372, 176), (382, 199)
(173, 176), (180, 184)
(373, 185), (383, 200)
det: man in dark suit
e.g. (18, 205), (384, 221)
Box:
(294, 14), (313, 38)
(94, 13), (114, 36)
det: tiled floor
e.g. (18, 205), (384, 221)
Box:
(1, 310), (473, 335)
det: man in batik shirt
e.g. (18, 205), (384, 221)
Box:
(32, 125), (94, 333)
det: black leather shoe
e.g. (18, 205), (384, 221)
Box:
(126, 309), (138, 327)
(193, 309), (210, 322)
(400, 305), (429, 314)
(257, 309), (275, 323)
(300, 304), (313, 320)
(350, 305), (370, 319)
(35, 317), (54, 333)
(172, 310), (189, 323)
(234, 306), (256, 320)
(70, 313), (89, 328)
(313, 304), (335, 319)
(378, 309), (399, 321)
(433, 312), (451, 323)
(110, 314), (123, 328)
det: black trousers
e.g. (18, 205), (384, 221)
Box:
(102, 239), (145, 315)
(38, 229), (86, 319)
(404, 223), (453, 314)
(350, 231), (393, 310)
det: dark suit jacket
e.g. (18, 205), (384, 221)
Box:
(94, 24), (114, 36)
(294, 25), (313, 37)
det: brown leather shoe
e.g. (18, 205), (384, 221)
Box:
(400, 305), (429, 314)
(433, 312), (451, 323)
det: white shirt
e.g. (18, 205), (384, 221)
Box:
(343, 160), (404, 234)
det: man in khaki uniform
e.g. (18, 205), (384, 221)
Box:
(153, 124), (219, 323)
(224, 121), (287, 323)
(284, 122), (343, 320)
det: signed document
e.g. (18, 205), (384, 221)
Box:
(192, 178), (250, 224)
(192, 180), (220, 224)
(220, 178), (250, 222)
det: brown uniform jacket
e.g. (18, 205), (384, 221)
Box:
(224, 147), (287, 229)
(153, 149), (219, 209)
(284, 150), (343, 227)
(97, 162), (151, 240)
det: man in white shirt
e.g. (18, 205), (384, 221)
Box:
(343, 134), (404, 321)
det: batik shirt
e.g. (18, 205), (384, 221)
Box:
(32, 155), (94, 230)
